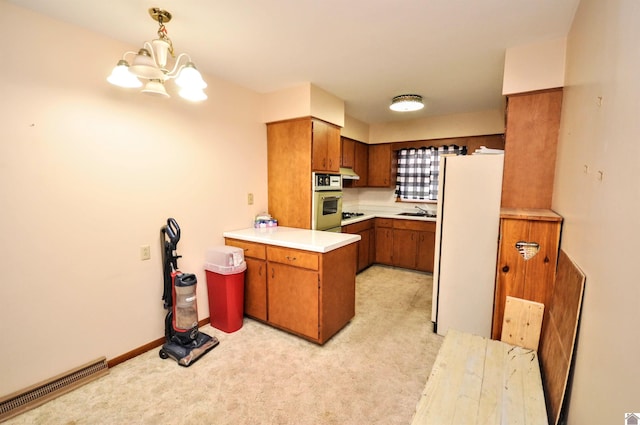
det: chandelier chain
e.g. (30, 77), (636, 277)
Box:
(156, 19), (175, 58)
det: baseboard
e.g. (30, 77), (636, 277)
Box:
(107, 317), (211, 368)
(0, 358), (109, 422)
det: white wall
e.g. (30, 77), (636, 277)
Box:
(553, 0), (640, 422)
(368, 109), (504, 143)
(262, 83), (345, 127)
(0, 3), (268, 395)
(342, 114), (370, 143)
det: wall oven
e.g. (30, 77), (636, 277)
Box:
(312, 173), (343, 232)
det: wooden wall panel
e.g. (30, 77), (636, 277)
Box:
(501, 89), (563, 209)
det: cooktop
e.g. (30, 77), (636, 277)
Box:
(342, 212), (365, 219)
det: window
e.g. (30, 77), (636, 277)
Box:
(395, 145), (465, 201)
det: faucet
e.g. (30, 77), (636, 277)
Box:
(415, 205), (428, 215)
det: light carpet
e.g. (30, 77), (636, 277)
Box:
(6, 265), (443, 425)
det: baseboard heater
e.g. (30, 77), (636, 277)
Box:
(0, 357), (109, 422)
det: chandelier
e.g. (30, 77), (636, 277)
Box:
(107, 8), (207, 102)
(389, 94), (424, 112)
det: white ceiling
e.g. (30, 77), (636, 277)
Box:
(8, 0), (580, 124)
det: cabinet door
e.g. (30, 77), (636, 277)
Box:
(352, 141), (369, 187)
(341, 137), (355, 168)
(493, 218), (530, 339)
(523, 220), (561, 305)
(244, 257), (267, 321)
(375, 227), (394, 265)
(268, 263), (319, 340)
(368, 144), (395, 187)
(312, 120), (340, 172)
(368, 227), (376, 267)
(393, 229), (418, 269)
(267, 119), (313, 229)
(356, 229), (370, 272)
(416, 230), (436, 272)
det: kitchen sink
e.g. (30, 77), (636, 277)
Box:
(397, 212), (436, 218)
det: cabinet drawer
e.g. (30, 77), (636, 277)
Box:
(393, 219), (436, 232)
(343, 218), (373, 234)
(225, 238), (266, 260)
(376, 218), (394, 228)
(267, 246), (319, 271)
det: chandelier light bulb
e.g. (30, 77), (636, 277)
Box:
(179, 88), (208, 102)
(141, 80), (169, 97)
(175, 63), (207, 90)
(107, 60), (143, 88)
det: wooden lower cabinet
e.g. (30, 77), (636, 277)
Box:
(244, 257), (267, 321)
(491, 208), (563, 339)
(268, 262), (319, 339)
(375, 219), (394, 265)
(416, 228), (436, 272)
(393, 220), (436, 272)
(224, 238), (357, 344)
(393, 229), (418, 269)
(374, 218), (436, 272)
(342, 219), (375, 272)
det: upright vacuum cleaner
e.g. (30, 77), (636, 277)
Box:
(158, 218), (219, 366)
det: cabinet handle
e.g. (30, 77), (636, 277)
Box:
(271, 267), (275, 279)
(258, 265), (263, 277)
(285, 256), (297, 261)
(502, 265), (510, 273)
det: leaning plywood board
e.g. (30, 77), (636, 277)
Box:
(501, 296), (545, 350)
(538, 250), (586, 425)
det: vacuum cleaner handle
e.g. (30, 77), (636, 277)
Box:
(166, 218), (181, 245)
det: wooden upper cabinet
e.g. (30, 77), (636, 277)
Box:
(267, 118), (313, 229)
(267, 117), (340, 228)
(368, 143), (396, 187)
(501, 89), (563, 209)
(352, 141), (369, 187)
(342, 138), (369, 188)
(341, 137), (355, 168)
(312, 119), (340, 173)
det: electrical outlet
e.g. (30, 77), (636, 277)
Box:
(140, 245), (151, 261)
(248, 193), (254, 205)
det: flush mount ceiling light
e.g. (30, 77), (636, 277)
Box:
(389, 94), (424, 112)
(107, 8), (207, 102)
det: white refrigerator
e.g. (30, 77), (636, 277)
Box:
(431, 154), (504, 337)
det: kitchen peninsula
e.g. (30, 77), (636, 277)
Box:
(224, 226), (360, 344)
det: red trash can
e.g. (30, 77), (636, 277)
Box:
(204, 246), (246, 333)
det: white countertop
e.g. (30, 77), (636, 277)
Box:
(223, 226), (361, 253)
(341, 211), (437, 226)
